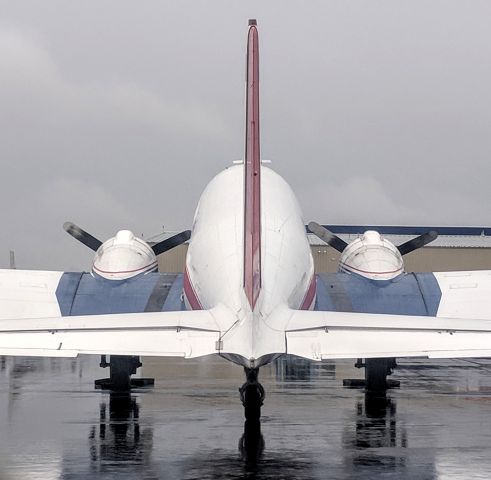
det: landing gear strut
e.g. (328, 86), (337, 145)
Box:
(343, 357), (400, 392)
(239, 367), (265, 421)
(95, 355), (154, 391)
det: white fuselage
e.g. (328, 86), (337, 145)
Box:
(184, 164), (315, 367)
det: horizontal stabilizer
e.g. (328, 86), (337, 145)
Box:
(0, 310), (221, 359)
(285, 309), (491, 361)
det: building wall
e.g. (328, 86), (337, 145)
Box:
(309, 246), (491, 273)
(404, 247), (491, 272)
(156, 244), (188, 273)
(159, 244), (491, 273)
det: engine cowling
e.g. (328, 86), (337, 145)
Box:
(92, 230), (158, 280)
(339, 230), (404, 281)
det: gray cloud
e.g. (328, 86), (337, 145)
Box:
(1, 1), (491, 270)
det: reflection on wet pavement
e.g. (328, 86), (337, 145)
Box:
(89, 393), (153, 470)
(1, 355), (491, 479)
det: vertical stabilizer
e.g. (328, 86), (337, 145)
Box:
(243, 19), (261, 309)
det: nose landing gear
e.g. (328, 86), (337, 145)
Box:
(239, 367), (265, 421)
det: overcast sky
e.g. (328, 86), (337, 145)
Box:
(1, 1), (491, 270)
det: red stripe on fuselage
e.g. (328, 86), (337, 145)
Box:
(183, 267), (203, 310)
(243, 21), (261, 310)
(300, 275), (317, 310)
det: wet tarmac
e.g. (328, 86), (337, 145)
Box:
(1, 354), (491, 479)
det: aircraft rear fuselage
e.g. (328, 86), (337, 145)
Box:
(183, 164), (315, 366)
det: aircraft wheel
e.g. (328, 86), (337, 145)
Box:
(239, 367), (265, 421)
(242, 384), (263, 421)
(105, 355), (142, 391)
(365, 358), (392, 392)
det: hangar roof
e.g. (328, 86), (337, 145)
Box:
(308, 226), (491, 248)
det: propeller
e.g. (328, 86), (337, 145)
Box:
(150, 230), (191, 256)
(308, 222), (438, 256)
(63, 222), (191, 256)
(307, 222), (348, 253)
(396, 230), (438, 256)
(63, 222), (102, 252)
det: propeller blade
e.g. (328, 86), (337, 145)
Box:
(308, 222), (348, 253)
(397, 230), (438, 256)
(63, 222), (103, 252)
(151, 230), (191, 256)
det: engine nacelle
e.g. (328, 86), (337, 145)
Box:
(92, 230), (158, 280)
(339, 230), (403, 281)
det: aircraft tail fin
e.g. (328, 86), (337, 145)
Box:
(243, 19), (261, 309)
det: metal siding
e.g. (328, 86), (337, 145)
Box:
(157, 245), (188, 273)
(307, 246), (491, 273)
(155, 242), (491, 275)
(311, 247), (340, 273)
(404, 247), (491, 272)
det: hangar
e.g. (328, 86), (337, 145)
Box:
(155, 226), (491, 274)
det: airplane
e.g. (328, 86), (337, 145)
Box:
(2, 19), (491, 422)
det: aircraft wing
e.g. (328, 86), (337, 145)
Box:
(314, 271), (491, 320)
(0, 268), (223, 359)
(287, 270), (491, 361)
(0, 269), (186, 321)
(285, 309), (491, 360)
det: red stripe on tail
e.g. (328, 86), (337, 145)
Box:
(243, 20), (261, 309)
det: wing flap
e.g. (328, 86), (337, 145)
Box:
(285, 310), (491, 361)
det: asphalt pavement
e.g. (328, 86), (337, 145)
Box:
(0, 354), (490, 479)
